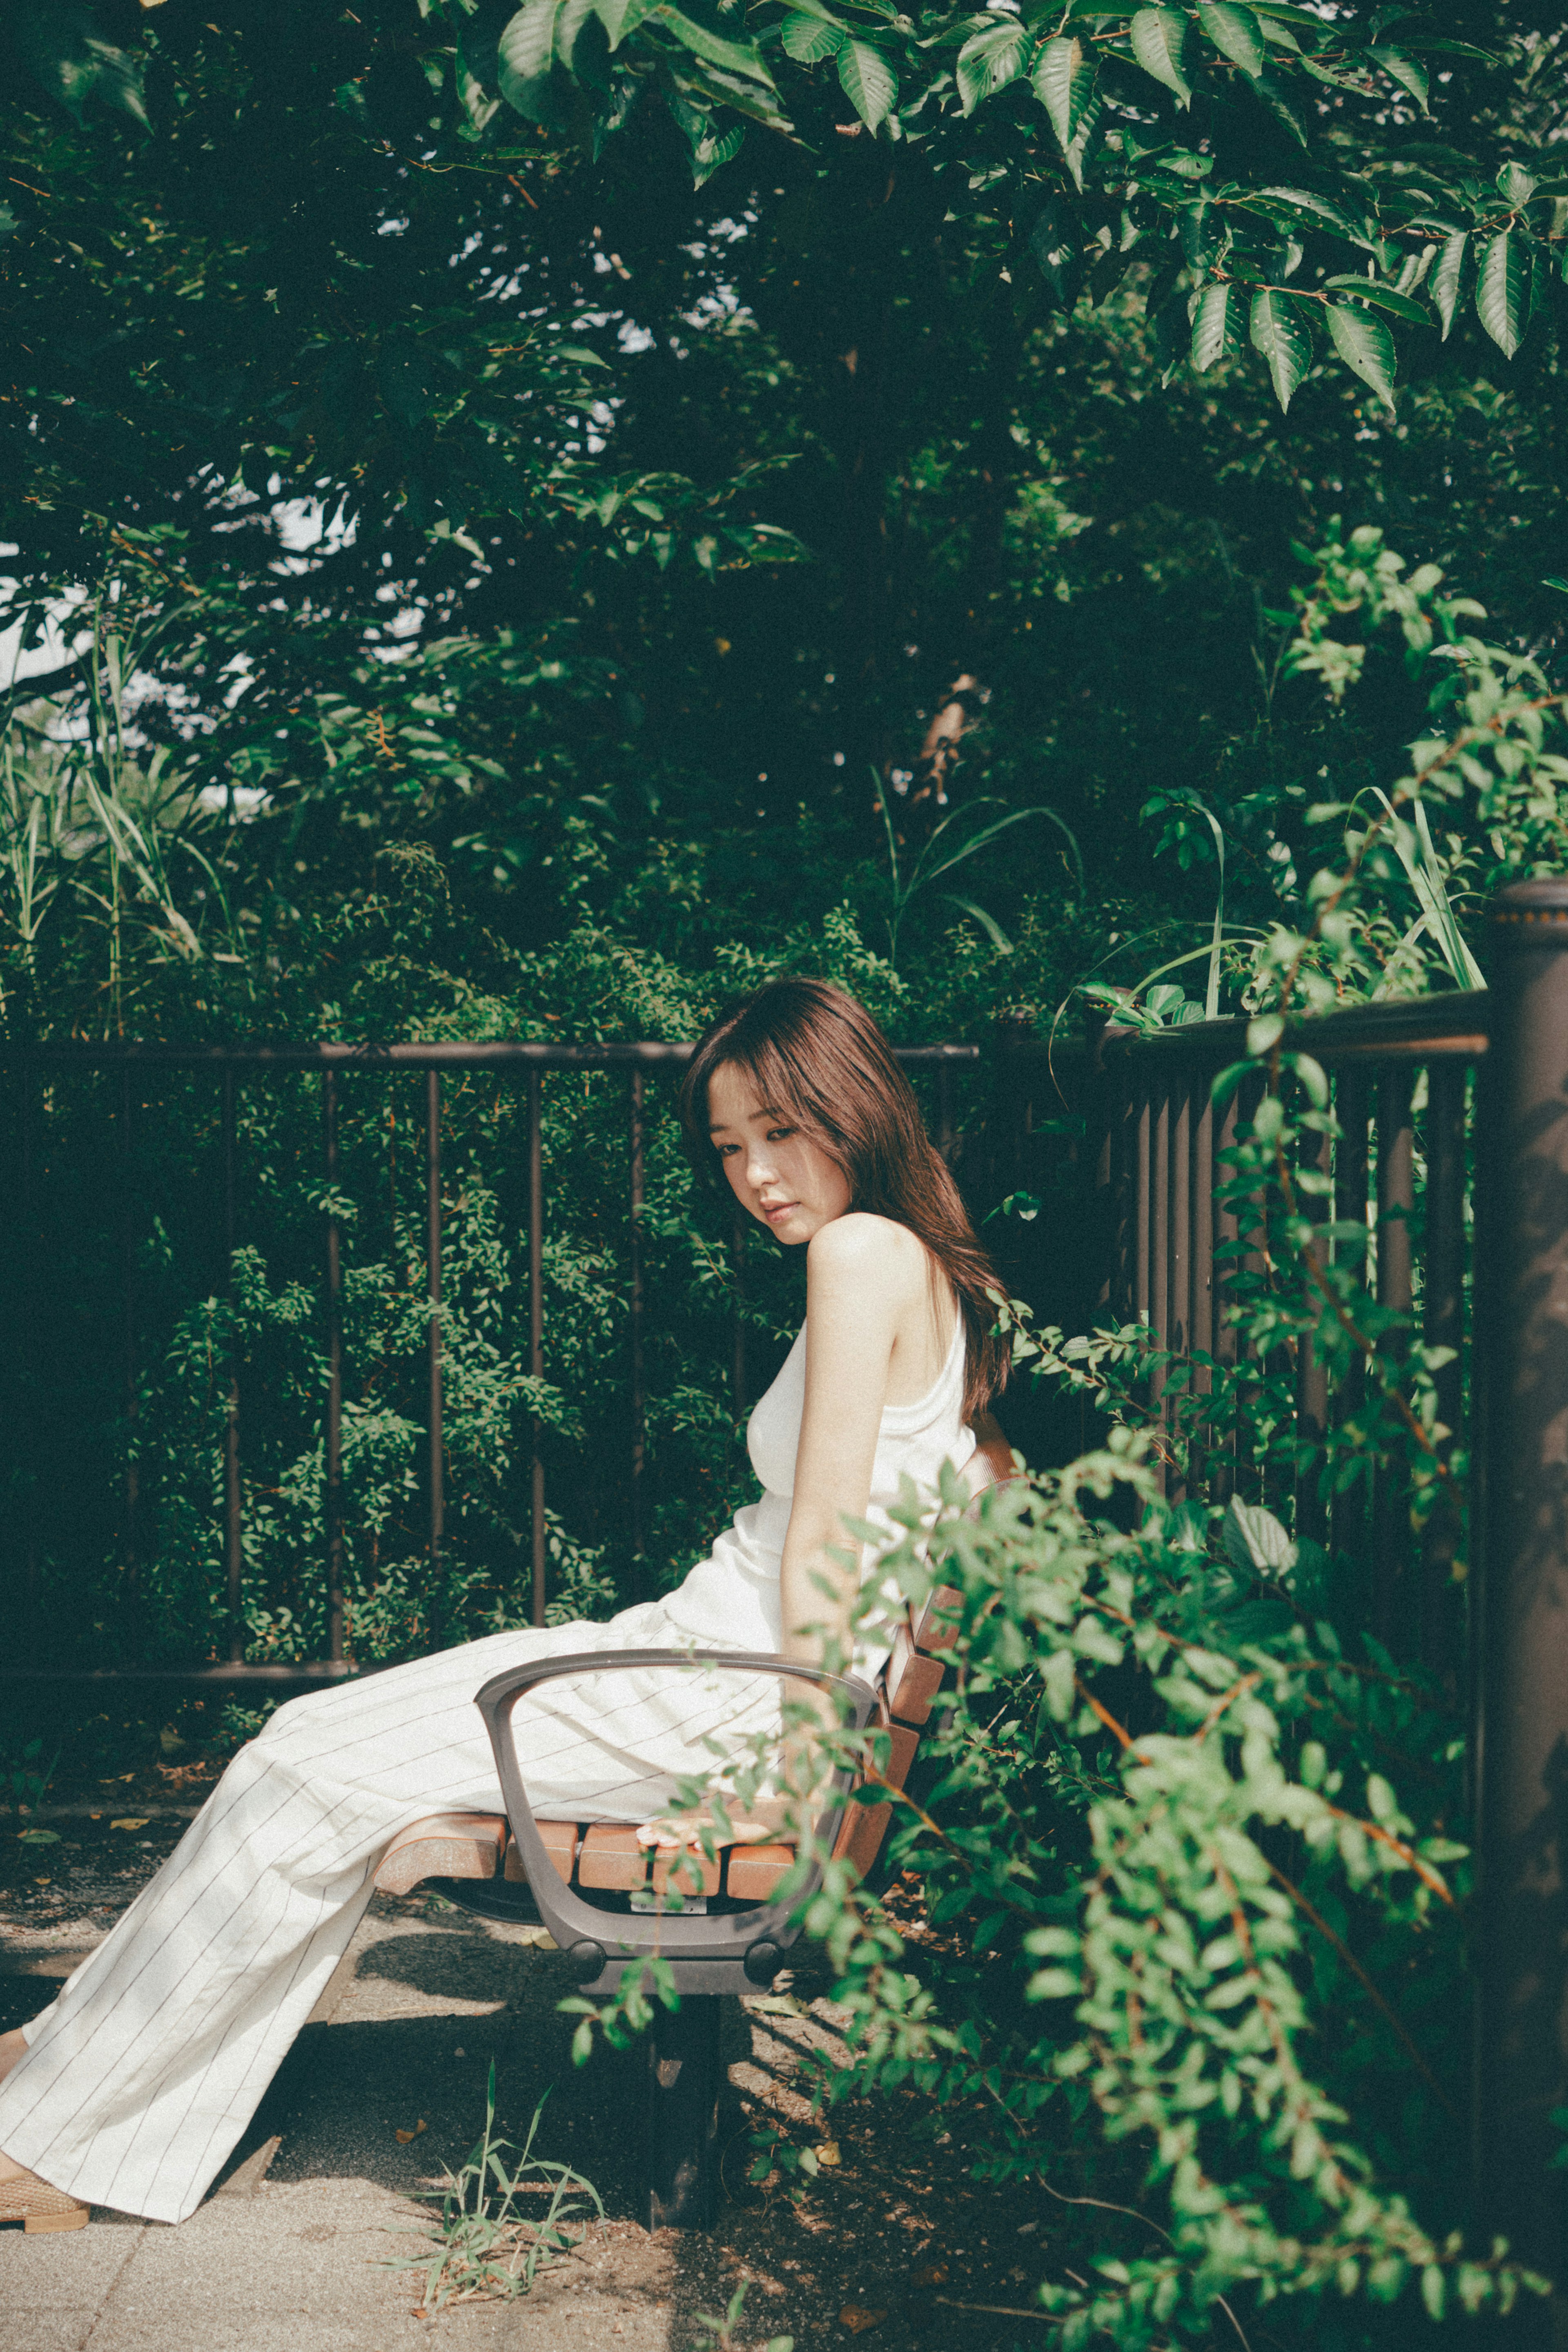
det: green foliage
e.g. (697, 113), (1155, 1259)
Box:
(389, 2063), (604, 2310)
(4, 1736), (60, 1834)
(689, 2281), (794, 2352)
(419, 0), (1568, 412)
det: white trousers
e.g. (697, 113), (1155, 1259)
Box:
(0, 1607), (780, 2225)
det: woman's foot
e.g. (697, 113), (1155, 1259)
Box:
(0, 2157), (89, 2232)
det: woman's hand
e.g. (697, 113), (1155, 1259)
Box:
(635, 1800), (787, 1851)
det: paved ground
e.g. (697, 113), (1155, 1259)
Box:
(1, 1777), (1054, 2352)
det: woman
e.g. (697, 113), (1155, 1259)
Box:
(0, 976), (1008, 2232)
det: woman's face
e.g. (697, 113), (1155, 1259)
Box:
(706, 1061), (852, 1246)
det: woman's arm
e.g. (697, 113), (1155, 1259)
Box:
(779, 1213), (907, 1670)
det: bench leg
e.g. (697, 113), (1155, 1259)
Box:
(645, 1994), (722, 2229)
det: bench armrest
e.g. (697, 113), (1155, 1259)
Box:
(473, 1648), (878, 1996)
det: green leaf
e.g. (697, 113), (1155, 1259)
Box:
(693, 120), (746, 187)
(1196, 3), (1265, 78)
(1431, 229), (1466, 339)
(592, 0), (660, 46)
(1130, 9), (1192, 107)
(1249, 287), (1312, 410)
(658, 7), (777, 87)
(1497, 160), (1538, 207)
(781, 12), (843, 63)
(1029, 202), (1084, 309)
(1256, 186), (1376, 250)
(1325, 301), (1397, 411)
(11, 0), (147, 125)
(1476, 228), (1526, 358)
(1369, 45), (1428, 112)
(956, 21), (1030, 113)
(1224, 1496), (1294, 1573)
(1191, 281), (1230, 372)
(837, 37), (898, 127)
(1062, 85), (1106, 192)
(1322, 274), (1431, 325)
(1033, 33), (1096, 148)
(942, 892), (1014, 954)
(499, 0), (561, 87)
(1251, 66), (1309, 146)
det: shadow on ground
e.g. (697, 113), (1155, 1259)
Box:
(3, 1896), (1060, 2352)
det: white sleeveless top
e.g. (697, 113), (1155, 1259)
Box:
(662, 1306), (976, 1665)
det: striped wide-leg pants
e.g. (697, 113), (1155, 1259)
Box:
(0, 1607), (779, 2225)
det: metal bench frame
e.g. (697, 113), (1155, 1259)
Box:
(474, 1649), (880, 1996)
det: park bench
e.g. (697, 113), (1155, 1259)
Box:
(373, 1442), (1010, 2227)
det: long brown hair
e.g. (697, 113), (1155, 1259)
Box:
(678, 976), (1007, 1420)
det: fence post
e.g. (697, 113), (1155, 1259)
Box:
(1475, 876), (1568, 2319)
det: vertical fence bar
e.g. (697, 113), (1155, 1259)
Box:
(1110, 1066), (1134, 1323)
(223, 1066), (243, 1665)
(1332, 1069), (1370, 1572)
(1474, 877), (1568, 2322)
(1211, 1081), (1239, 1505)
(1236, 1072), (1269, 1501)
(1171, 1073), (1191, 1354)
(120, 1066), (138, 1600)
(529, 1068), (546, 1629)
(629, 1069), (647, 1601)
(1372, 1067), (1415, 1644)
(1149, 1078), (1170, 1450)
(1295, 1115), (1332, 1549)
(1422, 1060), (1466, 1680)
(1169, 1072), (1191, 1495)
(1190, 1073), (1215, 1488)
(425, 1070), (444, 1648)
(1148, 1077), (1170, 1497)
(18, 1062), (37, 1639)
(1134, 1070), (1152, 1331)
(323, 1070), (345, 1667)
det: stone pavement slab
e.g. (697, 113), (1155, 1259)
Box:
(0, 1899), (677, 2352)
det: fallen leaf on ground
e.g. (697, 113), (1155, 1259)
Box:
(838, 2305), (886, 2334)
(911, 2263), (948, 2288)
(815, 2140), (841, 2167)
(110, 1818), (150, 1831)
(748, 1994), (802, 2015)
(18, 1828), (60, 1845)
(395, 2118), (428, 2145)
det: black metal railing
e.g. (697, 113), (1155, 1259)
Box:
(2, 1037), (978, 1685)
(1081, 988), (1486, 1666)
(1007, 879), (1568, 2298)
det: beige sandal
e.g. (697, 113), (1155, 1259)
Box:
(0, 2165), (89, 2233)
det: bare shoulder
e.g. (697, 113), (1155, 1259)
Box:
(806, 1212), (927, 1296)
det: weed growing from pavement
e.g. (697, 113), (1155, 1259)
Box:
(389, 2062), (604, 2310)
(689, 2281), (793, 2352)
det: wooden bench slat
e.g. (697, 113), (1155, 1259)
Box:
(835, 1798), (892, 1878)
(504, 1817), (578, 1884)
(909, 1583), (962, 1654)
(650, 1842), (722, 1897)
(578, 1823), (651, 1890)
(885, 1623), (946, 1725)
(726, 1841), (797, 1900)
(374, 1812), (506, 1897)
